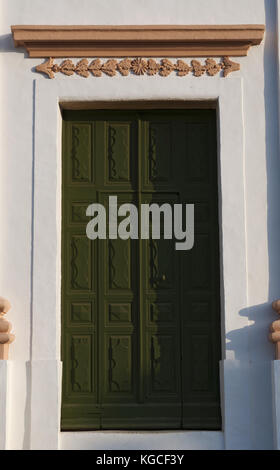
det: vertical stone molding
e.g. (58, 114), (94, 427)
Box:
(0, 297), (14, 360)
(270, 300), (280, 359)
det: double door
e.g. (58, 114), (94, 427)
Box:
(61, 109), (221, 430)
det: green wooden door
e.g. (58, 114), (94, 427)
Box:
(61, 109), (221, 430)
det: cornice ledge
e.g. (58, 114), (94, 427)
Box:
(11, 24), (265, 58)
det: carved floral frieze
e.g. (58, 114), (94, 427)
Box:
(36, 56), (240, 79)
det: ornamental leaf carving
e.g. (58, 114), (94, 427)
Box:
(191, 59), (206, 77)
(88, 59), (102, 77)
(205, 58), (221, 76)
(176, 59), (192, 76)
(75, 59), (90, 78)
(59, 59), (75, 76)
(159, 59), (175, 77)
(118, 59), (132, 76)
(147, 59), (160, 75)
(35, 57), (56, 79)
(101, 59), (117, 76)
(222, 56), (240, 77)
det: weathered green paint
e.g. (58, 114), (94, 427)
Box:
(61, 109), (221, 430)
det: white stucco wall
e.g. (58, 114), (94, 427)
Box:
(0, 0), (279, 450)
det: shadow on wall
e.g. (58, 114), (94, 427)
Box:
(225, 0), (280, 358)
(224, 0), (280, 450)
(225, 302), (275, 449)
(264, 0), (280, 307)
(225, 0), (280, 366)
(226, 303), (274, 361)
(0, 33), (27, 54)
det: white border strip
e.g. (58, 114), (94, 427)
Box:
(31, 76), (247, 450)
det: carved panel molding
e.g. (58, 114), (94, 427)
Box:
(36, 57), (240, 79)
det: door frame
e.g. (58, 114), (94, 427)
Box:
(30, 77), (249, 450)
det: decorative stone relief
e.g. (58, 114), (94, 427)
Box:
(0, 297), (14, 360)
(35, 56), (240, 79)
(270, 300), (280, 359)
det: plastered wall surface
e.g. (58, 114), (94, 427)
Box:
(0, 0), (279, 450)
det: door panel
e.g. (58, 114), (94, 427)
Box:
(61, 109), (221, 430)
